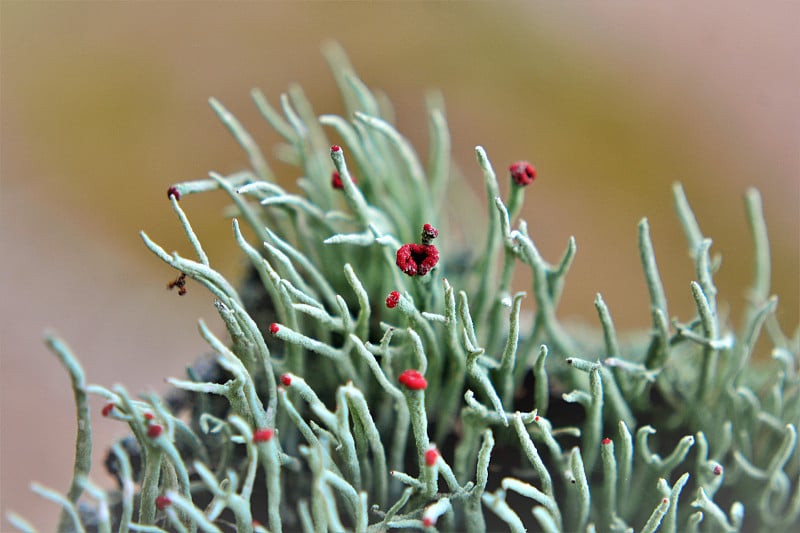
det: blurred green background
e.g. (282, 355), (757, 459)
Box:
(2, 2), (797, 529)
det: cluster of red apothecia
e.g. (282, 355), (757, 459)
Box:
(157, 152), (537, 518)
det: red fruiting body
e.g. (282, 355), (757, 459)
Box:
(422, 223), (438, 237)
(167, 186), (181, 200)
(425, 447), (439, 466)
(144, 413), (154, 421)
(712, 464), (723, 475)
(331, 145), (341, 152)
(396, 243), (439, 277)
(331, 170), (356, 190)
(423, 517), (434, 527)
(534, 415), (540, 422)
(102, 403), (115, 417)
(269, 323), (280, 334)
(509, 161), (536, 186)
(398, 369), (428, 390)
(602, 437), (612, 445)
(253, 428), (274, 443)
(155, 495), (172, 510)
(396, 224), (441, 276)
(386, 291), (401, 308)
(280, 373), (292, 386)
(147, 424), (163, 438)
(421, 223), (439, 244)
(331, 171), (344, 190)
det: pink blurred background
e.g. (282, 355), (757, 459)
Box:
(2, 2), (797, 529)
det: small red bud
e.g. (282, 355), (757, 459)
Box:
(144, 413), (154, 421)
(167, 186), (181, 200)
(712, 464), (723, 475)
(281, 373), (292, 386)
(423, 516), (434, 527)
(101, 403), (115, 417)
(425, 447), (439, 466)
(421, 223), (439, 244)
(331, 170), (356, 189)
(269, 323), (280, 334)
(253, 428), (274, 443)
(155, 495), (171, 510)
(662, 498), (669, 504)
(386, 291), (401, 308)
(398, 369), (428, 390)
(509, 161), (536, 186)
(602, 437), (612, 445)
(147, 424), (163, 438)
(331, 171), (343, 189)
(331, 145), (341, 152)
(534, 415), (540, 422)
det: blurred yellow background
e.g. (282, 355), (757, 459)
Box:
(2, 2), (797, 529)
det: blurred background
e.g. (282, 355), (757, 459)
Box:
(2, 2), (797, 529)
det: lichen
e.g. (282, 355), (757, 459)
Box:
(8, 43), (799, 533)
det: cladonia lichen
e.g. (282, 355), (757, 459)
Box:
(8, 43), (799, 533)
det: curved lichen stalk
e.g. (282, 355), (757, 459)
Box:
(9, 43), (799, 533)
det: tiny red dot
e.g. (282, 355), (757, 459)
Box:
(331, 145), (341, 152)
(102, 403), (115, 417)
(281, 374), (292, 386)
(144, 413), (154, 421)
(155, 495), (171, 510)
(147, 424), (163, 438)
(602, 437), (612, 445)
(398, 369), (428, 390)
(270, 323), (280, 334)
(167, 186), (181, 200)
(421, 223), (439, 243)
(712, 464), (723, 475)
(423, 517), (434, 527)
(509, 161), (536, 186)
(386, 291), (401, 308)
(662, 498), (668, 504)
(534, 415), (540, 422)
(425, 447), (439, 466)
(331, 171), (343, 189)
(253, 428), (274, 443)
